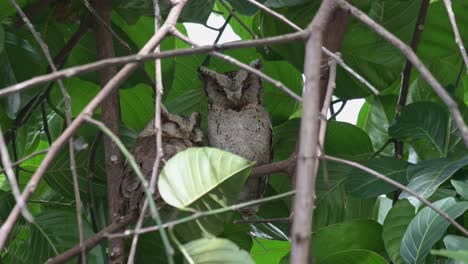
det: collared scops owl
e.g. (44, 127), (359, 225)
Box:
(121, 109), (204, 213)
(199, 59), (272, 216)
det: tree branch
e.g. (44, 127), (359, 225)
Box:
(128, 1), (166, 262)
(170, 28), (302, 102)
(335, 0), (468, 148)
(0, 31), (307, 98)
(7, 1), (86, 261)
(291, 1), (337, 263)
(443, 0), (468, 74)
(0, 1), (188, 251)
(323, 155), (468, 236)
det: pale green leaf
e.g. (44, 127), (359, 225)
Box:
(182, 237), (254, 264)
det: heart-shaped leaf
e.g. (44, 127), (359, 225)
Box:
(400, 197), (468, 264)
(158, 147), (254, 209)
(182, 237), (254, 264)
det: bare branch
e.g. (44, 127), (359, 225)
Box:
(110, 191), (296, 238)
(170, 28), (303, 102)
(0, 31), (307, 98)
(0, 1), (189, 250)
(291, 1), (337, 263)
(335, 0), (468, 148)
(0, 125), (33, 222)
(47, 215), (138, 264)
(7, 1), (86, 261)
(246, 0), (378, 95)
(128, 0), (165, 262)
(323, 155), (468, 236)
(0, 149), (48, 175)
(443, 0), (468, 74)
(219, 0), (258, 39)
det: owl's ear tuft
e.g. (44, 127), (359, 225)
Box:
(250, 59), (262, 70)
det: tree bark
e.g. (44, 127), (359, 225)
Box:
(92, 1), (125, 263)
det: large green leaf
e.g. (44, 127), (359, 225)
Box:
(388, 101), (449, 155)
(400, 197), (468, 264)
(399, 156), (468, 203)
(382, 199), (416, 264)
(318, 249), (387, 264)
(158, 147), (254, 208)
(4, 209), (104, 264)
(182, 237), (254, 264)
(324, 121), (374, 160)
(345, 157), (410, 198)
(313, 219), (384, 263)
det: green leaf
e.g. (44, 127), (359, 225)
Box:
(182, 237), (254, 264)
(325, 121), (374, 160)
(399, 155), (468, 203)
(443, 235), (468, 251)
(451, 177), (468, 200)
(219, 217), (253, 251)
(318, 249), (387, 264)
(400, 197), (468, 264)
(225, 0), (267, 16)
(158, 147), (254, 208)
(431, 249), (468, 263)
(250, 237), (290, 264)
(264, 0), (308, 8)
(382, 199), (416, 264)
(120, 84), (154, 131)
(345, 157), (410, 198)
(0, 24), (4, 54)
(357, 95), (398, 156)
(4, 209), (104, 264)
(388, 101), (449, 155)
(313, 219), (384, 263)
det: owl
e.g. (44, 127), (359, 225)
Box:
(121, 109), (204, 213)
(199, 59), (272, 216)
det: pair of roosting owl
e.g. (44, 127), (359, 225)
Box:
(121, 60), (272, 216)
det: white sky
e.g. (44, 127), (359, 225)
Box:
(185, 14), (364, 125)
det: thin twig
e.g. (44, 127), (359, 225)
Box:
(317, 57), (338, 186)
(0, 149), (48, 175)
(0, 125), (33, 222)
(246, 0), (378, 95)
(8, 1), (87, 261)
(202, 14), (233, 66)
(127, 0), (166, 263)
(0, 31), (307, 98)
(82, 0), (156, 89)
(0, 0), (189, 250)
(323, 155), (468, 236)
(84, 116), (174, 264)
(395, 0), (430, 160)
(234, 217), (290, 224)
(87, 132), (103, 233)
(109, 191), (297, 238)
(335, 0), (468, 148)
(47, 214), (138, 264)
(218, 0), (258, 39)
(170, 28), (303, 102)
(41, 102), (53, 145)
(443, 0), (468, 74)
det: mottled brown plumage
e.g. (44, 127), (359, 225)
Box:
(199, 59), (273, 216)
(120, 109), (203, 213)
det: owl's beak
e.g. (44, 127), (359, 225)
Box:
(225, 90), (242, 103)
